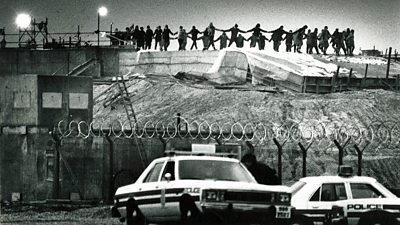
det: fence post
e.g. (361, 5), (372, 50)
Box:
(273, 138), (283, 185)
(386, 47), (392, 80)
(105, 135), (114, 202)
(363, 64), (368, 88)
(333, 139), (351, 166)
(397, 75), (399, 91)
(331, 66), (340, 93)
(177, 113), (181, 131)
(298, 142), (313, 177)
(347, 68), (353, 90)
(354, 144), (363, 176)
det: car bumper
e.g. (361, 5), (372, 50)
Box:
(200, 202), (292, 223)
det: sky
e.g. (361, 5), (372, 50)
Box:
(0, 0), (399, 52)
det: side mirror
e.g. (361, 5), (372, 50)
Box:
(164, 173), (172, 182)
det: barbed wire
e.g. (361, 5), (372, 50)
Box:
(55, 116), (400, 151)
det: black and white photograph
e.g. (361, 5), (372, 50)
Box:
(0, 0), (400, 224)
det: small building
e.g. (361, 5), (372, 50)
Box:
(361, 46), (381, 57)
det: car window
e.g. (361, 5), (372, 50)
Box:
(144, 162), (164, 183)
(179, 160), (254, 183)
(350, 183), (383, 199)
(310, 187), (320, 201)
(161, 161), (175, 181)
(310, 183), (347, 202)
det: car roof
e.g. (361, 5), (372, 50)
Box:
(151, 155), (241, 164)
(298, 175), (377, 184)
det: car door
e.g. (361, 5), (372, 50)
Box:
(137, 161), (166, 218)
(307, 183), (348, 210)
(156, 160), (181, 220)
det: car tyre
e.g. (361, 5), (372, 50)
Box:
(126, 198), (147, 225)
(357, 211), (399, 225)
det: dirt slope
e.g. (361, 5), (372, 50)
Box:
(92, 57), (400, 187)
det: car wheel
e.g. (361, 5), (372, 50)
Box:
(357, 211), (399, 225)
(126, 198), (147, 225)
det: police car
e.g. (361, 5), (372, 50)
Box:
(290, 166), (400, 225)
(111, 148), (293, 225)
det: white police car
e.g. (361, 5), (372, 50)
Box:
(111, 151), (293, 225)
(290, 166), (400, 225)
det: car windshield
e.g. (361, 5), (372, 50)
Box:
(178, 160), (255, 183)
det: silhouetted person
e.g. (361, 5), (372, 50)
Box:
(132, 26), (140, 48)
(247, 23), (268, 38)
(145, 25), (153, 50)
(283, 30), (293, 52)
(310, 28), (320, 54)
(269, 25), (287, 52)
(215, 32), (230, 49)
(241, 154), (279, 185)
(161, 25), (176, 51)
(293, 25), (308, 53)
(236, 34), (246, 48)
(222, 24), (245, 47)
(177, 26), (187, 50)
(196, 35), (210, 50)
(124, 26), (133, 45)
(154, 26), (162, 50)
(346, 29), (355, 56)
(205, 22), (217, 50)
(247, 34), (258, 48)
(137, 27), (146, 50)
(306, 29), (312, 54)
(344, 28), (351, 51)
(188, 26), (201, 50)
(318, 26), (331, 55)
(331, 29), (347, 56)
(258, 33), (268, 50)
(330, 28), (340, 51)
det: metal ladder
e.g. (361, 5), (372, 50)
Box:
(115, 75), (148, 168)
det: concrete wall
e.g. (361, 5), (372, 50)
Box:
(119, 50), (249, 84)
(0, 128), (53, 202)
(0, 75), (38, 126)
(0, 48), (122, 77)
(37, 75), (93, 127)
(119, 50), (219, 75)
(0, 128), (166, 202)
(0, 75), (93, 127)
(0, 127), (244, 202)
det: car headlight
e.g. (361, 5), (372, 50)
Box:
(203, 190), (225, 202)
(277, 193), (291, 203)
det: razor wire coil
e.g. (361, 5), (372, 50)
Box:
(55, 116), (400, 151)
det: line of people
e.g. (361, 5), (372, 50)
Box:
(110, 23), (355, 56)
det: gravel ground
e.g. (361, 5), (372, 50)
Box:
(0, 204), (121, 225)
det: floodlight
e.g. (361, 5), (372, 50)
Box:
(98, 7), (108, 17)
(16, 13), (31, 29)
